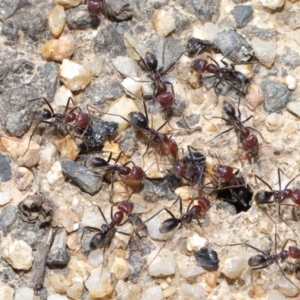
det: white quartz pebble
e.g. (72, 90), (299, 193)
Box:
(142, 286), (164, 300)
(147, 249), (176, 277)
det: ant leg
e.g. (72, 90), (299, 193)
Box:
(163, 81), (175, 96)
(276, 262), (300, 291)
(206, 127), (234, 144)
(254, 175), (274, 192)
(145, 208), (176, 224)
(130, 45), (152, 73)
(161, 50), (187, 75)
(97, 206), (108, 224)
(207, 55), (220, 67)
(228, 242), (269, 255)
(28, 97), (55, 115)
(64, 97), (78, 114)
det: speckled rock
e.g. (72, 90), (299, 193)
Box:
(250, 37), (276, 68)
(147, 249), (176, 276)
(0, 205), (17, 234)
(1, 240), (34, 270)
(192, 0), (220, 22)
(115, 280), (141, 300)
(0, 155), (12, 181)
(14, 167), (34, 191)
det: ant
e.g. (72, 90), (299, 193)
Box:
(85, 0), (106, 21)
(185, 37), (218, 57)
(211, 101), (264, 160)
(130, 46), (190, 127)
(86, 152), (145, 201)
(146, 197), (211, 267)
(88, 102), (179, 162)
(171, 146), (207, 188)
(191, 56), (250, 97)
(212, 156), (252, 210)
(254, 168), (300, 235)
(230, 235), (300, 290)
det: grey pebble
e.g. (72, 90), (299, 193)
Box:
(106, 0), (133, 21)
(278, 46), (300, 70)
(261, 80), (292, 112)
(215, 29), (255, 64)
(0, 155), (12, 181)
(231, 5), (253, 28)
(191, 0), (220, 23)
(194, 247), (219, 270)
(61, 160), (103, 195)
(287, 101), (300, 118)
(143, 179), (177, 202)
(66, 6), (93, 30)
(0, 205), (17, 235)
(47, 228), (70, 268)
(241, 26), (280, 41)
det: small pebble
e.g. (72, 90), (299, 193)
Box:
(0, 205), (17, 234)
(175, 186), (200, 201)
(257, 216), (273, 233)
(276, 276), (299, 297)
(180, 284), (206, 299)
(285, 75), (297, 90)
(109, 256), (130, 280)
(0, 191), (10, 206)
(49, 274), (70, 294)
(1, 240), (34, 270)
(41, 35), (75, 62)
(17, 142), (40, 168)
(194, 248), (219, 270)
(82, 211), (104, 230)
(124, 33), (147, 60)
(55, 0), (81, 8)
(85, 268), (114, 298)
(52, 208), (77, 232)
(14, 287), (34, 300)
(152, 9), (176, 37)
(287, 101), (300, 118)
(101, 96), (139, 132)
(0, 286), (14, 300)
(59, 59), (92, 91)
(0, 155), (12, 181)
(265, 113), (282, 132)
(14, 167), (34, 191)
(268, 290), (286, 300)
(122, 77), (142, 97)
(47, 228), (70, 267)
(205, 272), (218, 288)
(220, 251), (250, 279)
(246, 85), (263, 108)
(186, 232), (208, 252)
(57, 135), (80, 160)
(231, 5), (253, 28)
(147, 249), (176, 277)
(88, 249), (104, 267)
(204, 22), (219, 41)
(179, 265), (206, 278)
(259, 0), (285, 9)
(114, 222), (134, 249)
(250, 37), (276, 68)
(39, 144), (57, 173)
(54, 85), (73, 108)
(90, 56), (105, 77)
(112, 56), (139, 78)
(142, 286), (164, 300)
(66, 282), (84, 300)
(163, 286), (177, 298)
(47, 295), (68, 300)
(48, 5), (66, 38)
(115, 280), (141, 300)
(47, 161), (65, 185)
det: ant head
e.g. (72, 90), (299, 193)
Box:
(65, 112), (77, 123)
(191, 58), (208, 74)
(157, 92), (173, 108)
(117, 201), (134, 215)
(145, 52), (158, 71)
(223, 101), (236, 118)
(128, 111), (148, 130)
(130, 166), (144, 180)
(41, 108), (52, 119)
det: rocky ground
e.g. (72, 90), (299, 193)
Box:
(1, 0), (300, 299)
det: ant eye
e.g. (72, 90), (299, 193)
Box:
(41, 109), (52, 119)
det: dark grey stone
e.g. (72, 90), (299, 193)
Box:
(106, 0), (133, 21)
(2, 19), (19, 41)
(191, 0), (220, 23)
(194, 247), (219, 270)
(241, 26), (280, 41)
(0, 205), (17, 235)
(143, 179), (177, 202)
(261, 80), (292, 112)
(176, 113), (200, 128)
(166, 173), (181, 191)
(94, 23), (129, 57)
(47, 229), (70, 268)
(128, 237), (155, 283)
(61, 160), (103, 195)
(0, 0), (28, 19)
(232, 0), (248, 4)
(231, 5), (253, 28)
(214, 29), (255, 63)
(66, 6), (93, 30)
(278, 47), (300, 70)
(0, 155), (12, 181)
(214, 202), (237, 215)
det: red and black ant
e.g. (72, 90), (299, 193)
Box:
(130, 46), (190, 128)
(211, 101), (264, 160)
(88, 102), (179, 162)
(86, 151), (145, 201)
(192, 56), (250, 97)
(254, 168), (300, 235)
(171, 146), (207, 188)
(85, 0), (106, 21)
(230, 235), (300, 290)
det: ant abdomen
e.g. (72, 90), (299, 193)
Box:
(255, 191), (273, 203)
(128, 111), (149, 130)
(290, 189), (300, 205)
(75, 112), (90, 128)
(145, 52), (158, 71)
(197, 197), (211, 213)
(159, 218), (180, 233)
(90, 232), (106, 250)
(41, 109), (52, 119)
(248, 254), (267, 267)
(288, 246), (300, 259)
